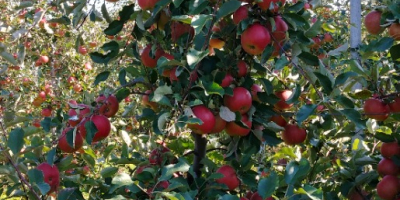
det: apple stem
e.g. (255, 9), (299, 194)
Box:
(188, 133), (207, 185)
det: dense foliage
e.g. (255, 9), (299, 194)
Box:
(0, 0), (400, 199)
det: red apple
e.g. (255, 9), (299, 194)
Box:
(323, 33), (333, 43)
(364, 10), (384, 35)
(169, 67), (179, 82)
(41, 108), (52, 117)
(233, 5), (249, 25)
(171, 21), (194, 42)
(251, 84), (262, 102)
(363, 98), (390, 121)
(224, 87), (252, 114)
(97, 94), (120, 118)
(241, 23), (271, 55)
(142, 90), (158, 111)
(381, 142), (400, 158)
(377, 158), (399, 176)
(250, 192), (274, 200)
(257, 0), (286, 12)
(187, 105), (216, 134)
(274, 90), (293, 110)
(210, 113), (227, 134)
(39, 55), (49, 64)
(80, 115), (111, 142)
(215, 165), (240, 191)
(220, 73), (234, 87)
(149, 146), (170, 165)
(282, 124), (307, 145)
(389, 23), (400, 40)
(37, 163), (60, 194)
(389, 97), (400, 114)
(58, 127), (84, 153)
(137, 0), (160, 10)
(225, 114), (252, 136)
(270, 115), (287, 127)
(267, 16), (288, 41)
(141, 44), (165, 68)
(237, 60), (248, 78)
(377, 175), (399, 200)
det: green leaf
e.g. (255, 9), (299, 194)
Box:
(286, 84), (301, 104)
(334, 72), (358, 87)
(215, 0), (241, 21)
(365, 37), (394, 52)
(82, 154), (96, 168)
(296, 185), (323, 200)
(172, 0), (184, 7)
(8, 128), (24, 155)
(187, 48), (209, 69)
(101, 167), (119, 178)
(188, 0), (208, 15)
(282, 13), (307, 28)
(258, 172), (279, 199)
(118, 69), (127, 86)
(28, 169), (50, 195)
(46, 148), (57, 165)
(219, 195), (240, 200)
(298, 52), (319, 66)
(390, 44), (400, 61)
(340, 109), (366, 129)
(284, 158), (311, 184)
(101, 3), (112, 23)
(202, 80), (224, 96)
(84, 120), (98, 145)
(259, 78), (274, 95)
(191, 15), (212, 36)
(94, 71), (110, 86)
(118, 4), (135, 22)
(275, 56), (290, 70)
(57, 188), (78, 200)
(47, 16), (71, 25)
(260, 45), (274, 64)
(0, 51), (18, 66)
(334, 95), (354, 109)
(314, 72), (333, 95)
(109, 173), (134, 193)
(65, 128), (75, 150)
(161, 192), (186, 200)
(160, 158), (191, 181)
(305, 18), (323, 38)
(296, 104), (317, 125)
(104, 20), (124, 36)
(171, 15), (192, 24)
(116, 88), (130, 102)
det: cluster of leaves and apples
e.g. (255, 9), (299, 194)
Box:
(1, 0), (400, 199)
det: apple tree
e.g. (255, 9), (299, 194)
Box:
(0, 0), (400, 199)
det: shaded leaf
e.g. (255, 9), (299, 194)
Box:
(8, 128), (24, 155)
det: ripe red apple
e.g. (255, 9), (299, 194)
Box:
(142, 90), (158, 111)
(364, 10), (384, 35)
(250, 192), (274, 200)
(270, 115), (287, 127)
(80, 115), (111, 142)
(225, 114), (252, 136)
(310, 36), (322, 49)
(389, 23), (400, 40)
(67, 76), (77, 85)
(41, 108), (52, 117)
(377, 158), (399, 176)
(58, 127), (84, 153)
(38, 91), (46, 100)
(304, 2), (311, 9)
(68, 104), (91, 127)
(137, 0), (160, 10)
(224, 87), (252, 114)
(381, 142), (400, 158)
(220, 73), (234, 87)
(323, 33), (333, 43)
(171, 21), (194, 42)
(141, 44), (165, 68)
(347, 189), (368, 200)
(39, 55), (49, 64)
(251, 84), (262, 102)
(33, 119), (41, 128)
(149, 146), (170, 165)
(267, 16), (288, 41)
(233, 5), (249, 25)
(210, 113), (227, 134)
(363, 98), (390, 121)
(282, 124), (307, 145)
(73, 84), (82, 92)
(274, 90), (293, 110)
(37, 163), (60, 194)
(187, 105), (216, 134)
(257, 0), (286, 12)
(241, 23), (271, 55)
(215, 165), (240, 191)
(97, 94), (119, 118)
(389, 97), (400, 114)
(237, 60), (248, 78)
(377, 175), (399, 200)
(169, 67), (179, 82)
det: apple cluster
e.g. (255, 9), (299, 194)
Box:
(58, 94), (119, 153)
(363, 97), (400, 121)
(364, 10), (400, 40)
(376, 142), (400, 199)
